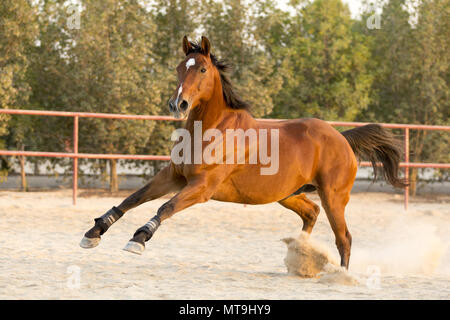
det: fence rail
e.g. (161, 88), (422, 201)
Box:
(1, 109), (449, 209)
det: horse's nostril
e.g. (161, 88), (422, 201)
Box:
(169, 100), (175, 112)
(180, 100), (188, 111)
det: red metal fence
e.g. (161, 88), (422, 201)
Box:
(1, 109), (449, 209)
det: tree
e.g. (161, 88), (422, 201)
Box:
(363, 0), (449, 193)
(407, 0), (449, 183)
(0, 0), (38, 185)
(200, 0), (283, 117)
(270, 0), (373, 121)
(140, 0), (201, 174)
(60, 0), (164, 192)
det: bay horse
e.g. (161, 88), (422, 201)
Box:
(80, 36), (406, 269)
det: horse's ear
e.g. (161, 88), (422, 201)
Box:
(182, 35), (192, 55)
(201, 36), (211, 56)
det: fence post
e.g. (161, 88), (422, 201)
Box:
(73, 116), (79, 205)
(20, 144), (27, 191)
(404, 128), (409, 210)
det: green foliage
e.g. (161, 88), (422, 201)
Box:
(141, 0), (200, 164)
(64, 0), (162, 154)
(201, 0), (283, 117)
(0, 0), (38, 176)
(0, 0), (37, 137)
(270, 0), (373, 121)
(361, 0), (449, 166)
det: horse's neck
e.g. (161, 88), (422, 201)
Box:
(186, 102), (223, 131)
(185, 85), (228, 132)
(185, 75), (255, 132)
(185, 101), (254, 133)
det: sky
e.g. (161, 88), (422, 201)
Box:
(342, 0), (365, 17)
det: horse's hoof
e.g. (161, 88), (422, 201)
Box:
(123, 240), (145, 255)
(80, 236), (101, 249)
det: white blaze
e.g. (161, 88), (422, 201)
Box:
(186, 58), (196, 70)
(175, 84), (183, 107)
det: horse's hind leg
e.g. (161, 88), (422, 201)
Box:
(317, 185), (353, 269)
(80, 165), (185, 248)
(278, 194), (320, 234)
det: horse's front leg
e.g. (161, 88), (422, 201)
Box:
(80, 166), (184, 249)
(123, 177), (217, 255)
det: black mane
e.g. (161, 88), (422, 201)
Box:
(186, 42), (250, 111)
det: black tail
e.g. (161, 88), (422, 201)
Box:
(342, 124), (408, 188)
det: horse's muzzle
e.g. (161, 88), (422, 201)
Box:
(168, 99), (189, 119)
(179, 100), (188, 111)
(169, 99), (176, 113)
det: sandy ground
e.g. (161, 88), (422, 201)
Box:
(0, 190), (449, 299)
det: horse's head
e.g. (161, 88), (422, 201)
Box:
(168, 36), (217, 119)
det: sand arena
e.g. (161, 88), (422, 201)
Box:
(0, 190), (448, 299)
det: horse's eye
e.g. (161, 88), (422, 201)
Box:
(201, 68), (206, 73)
